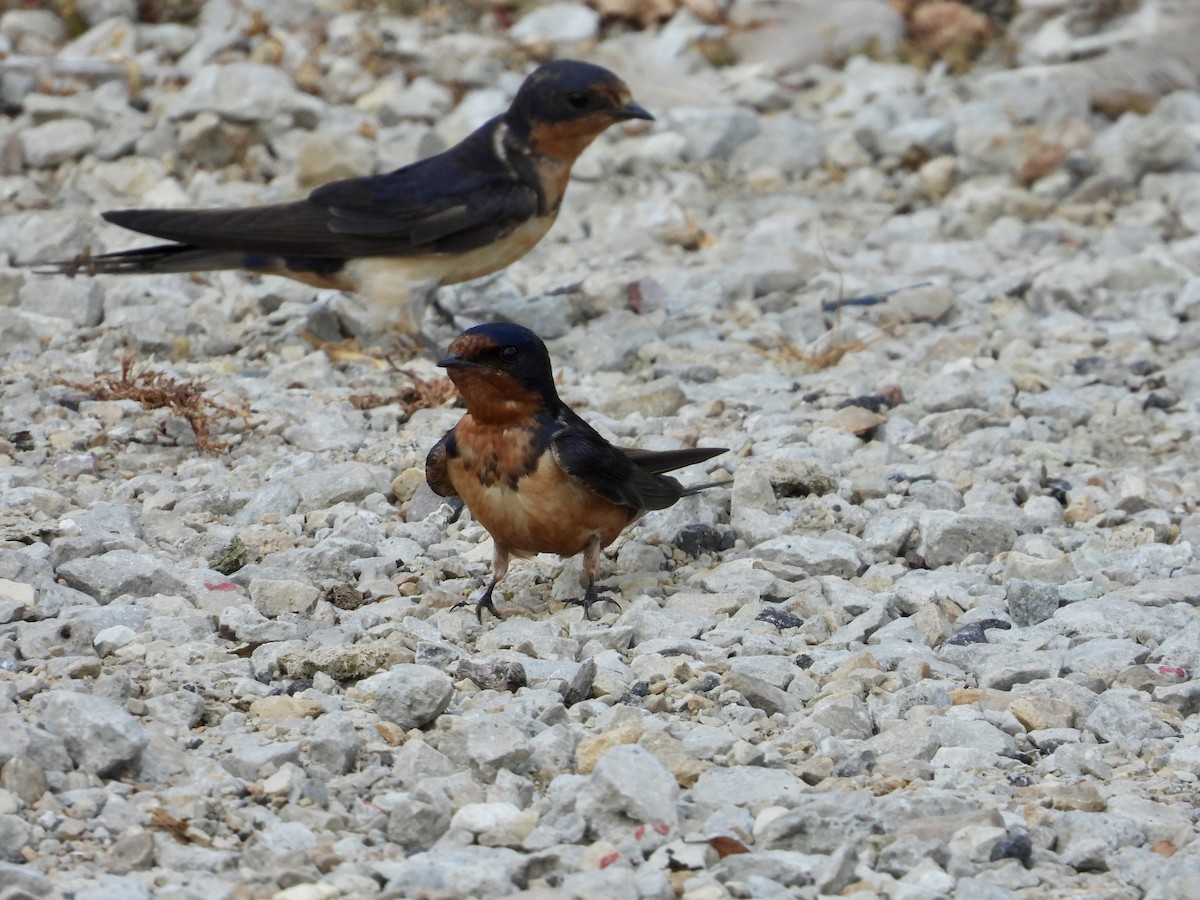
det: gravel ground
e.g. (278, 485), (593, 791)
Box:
(2, 1), (1200, 898)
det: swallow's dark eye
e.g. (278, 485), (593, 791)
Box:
(500, 346), (520, 363)
(567, 91), (590, 109)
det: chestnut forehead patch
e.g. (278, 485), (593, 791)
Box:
(446, 332), (498, 359)
(598, 83), (632, 108)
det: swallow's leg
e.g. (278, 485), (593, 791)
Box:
(428, 294), (459, 328)
(572, 535), (621, 620)
(415, 331), (443, 357)
(452, 542), (510, 622)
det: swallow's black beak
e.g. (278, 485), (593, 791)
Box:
(438, 355), (490, 371)
(612, 101), (653, 122)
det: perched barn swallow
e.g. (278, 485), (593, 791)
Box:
(44, 60), (652, 337)
(426, 323), (726, 621)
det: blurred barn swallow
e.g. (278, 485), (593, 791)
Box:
(43, 60), (652, 337)
(425, 323), (726, 621)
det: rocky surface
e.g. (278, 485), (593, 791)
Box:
(2, 1), (1199, 897)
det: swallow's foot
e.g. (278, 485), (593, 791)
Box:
(452, 580), (501, 622)
(569, 582), (621, 620)
(374, 332), (428, 364)
(300, 332), (394, 368)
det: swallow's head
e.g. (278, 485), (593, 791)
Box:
(509, 60), (652, 161)
(438, 323), (559, 421)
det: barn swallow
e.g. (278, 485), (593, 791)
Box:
(43, 60), (652, 337)
(425, 323), (726, 621)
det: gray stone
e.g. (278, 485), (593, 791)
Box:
(759, 458), (838, 498)
(56, 550), (187, 604)
(682, 724), (740, 761)
(143, 690), (206, 730)
(714, 850), (823, 888)
(72, 604), (150, 636)
(74, 0), (137, 26)
(1054, 810), (1146, 871)
(432, 716), (535, 783)
(93, 624), (137, 656)
(0, 309), (42, 358)
(869, 681), (954, 725)
(576, 744), (679, 836)
(221, 737), (301, 781)
(1, 755), (47, 806)
(755, 791), (877, 854)
(1155, 680), (1200, 718)
(306, 711), (361, 775)
(867, 719), (939, 762)
(379, 846), (526, 896)
(863, 511), (917, 559)
(248, 578), (320, 617)
(825, 603), (893, 648)
(351, 664), (452, 730)
(804, 694), (875, 740)
(880, 117), (954, 158)
(232, 481), (300, 525)
(930, 716), (1017, 755)
(913, 372), (1014, 413)
(362, 77), (453, 124)
(72, 874), (153, 900)
(917, 512), (1017, 568)
(0, 860), (51, 895)
(281, 405), (367, 452)
(724, 670), (804, 717)
(689, 766), (808, 813)
(50, 501), (144, 565)
(973, 650), (1065, 690)
(1167, 735), (1200, 776)
(168, 62), (321, 125)
(17, 277), (103, 327)
(290, 462), (392, 510)
(0, 813), (31, 863)
(19, 118), (97, 167)
(16, 617), (97, 661)
(216, 605), (304, 643)
(388, 738), (458, 787)
(1006, 579), (1061, 626)
(1064, 638), (1150, 681)
(240, 820), (316, 872)
(753, 535), (862, 578)
(384, 786), (452, 851)
(1085, 689), (1176, 753)
(36, 691), (148, 776)
(599, 377), (686, 420)
(732, 463), (777, 516)
(1149, 618), (1200, 676)
(668, 107), (762, 162)
(0, 578), (33, 624)
(732, 114), (823, 176)
(1, 8), (66, 51)
(907, 481), (965, 510)
(509, 3), (599, 46)
(728, 655), (803, 690)
(175, 111), (258, 169)
(296, 131), (375, 187)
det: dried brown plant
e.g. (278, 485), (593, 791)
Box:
(348, 369), (459, 417)
(63, 355), (246, 453)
